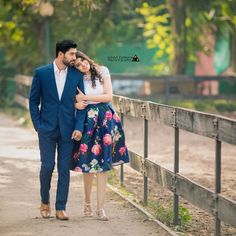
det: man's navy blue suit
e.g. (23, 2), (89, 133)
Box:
(29, 64), (86, 210)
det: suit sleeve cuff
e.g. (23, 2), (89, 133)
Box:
(75, 109), (86, 133)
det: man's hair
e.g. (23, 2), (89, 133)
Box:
(56, 39), (77, 57)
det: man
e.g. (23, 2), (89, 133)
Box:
(29, 39), (85, 220)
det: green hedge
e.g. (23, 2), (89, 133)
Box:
(169, 99), (236, 113)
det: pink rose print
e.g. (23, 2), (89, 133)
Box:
(91, 144), (101, 156)
(80, 143), (88, 154)
(119, 147), (126, 156)
(105, 111), (113, 120)
(113, 113), (120, 122)
(103, 134), (112, 146)
(87, 130), (93, 136)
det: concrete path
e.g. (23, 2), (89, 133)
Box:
(0, 112), (171, 236)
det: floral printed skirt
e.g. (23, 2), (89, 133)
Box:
(71, 103), (129, 173)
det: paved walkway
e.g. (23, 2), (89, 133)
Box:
(0, 113), (171, 236)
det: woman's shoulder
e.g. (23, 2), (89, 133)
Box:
(98, 65), (110, 77)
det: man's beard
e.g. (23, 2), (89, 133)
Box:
(62, 57), (75, 67)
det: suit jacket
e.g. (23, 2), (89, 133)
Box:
(29, 63), (86, 141)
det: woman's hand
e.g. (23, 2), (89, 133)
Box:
(76, 88), (86, 102)
(75, 101), (88, 110)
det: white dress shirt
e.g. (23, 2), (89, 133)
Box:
(53, 61), (68, 100)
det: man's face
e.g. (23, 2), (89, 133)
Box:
(62, 48), (77, 66)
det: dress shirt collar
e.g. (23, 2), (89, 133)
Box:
(53, 60), (68, 74)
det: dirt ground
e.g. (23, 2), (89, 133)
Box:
(0, 113), (171, 236)
(122, 116), (236, 236)
(0, 111), (235, 235)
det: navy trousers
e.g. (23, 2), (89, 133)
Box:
(38, 128), (74, 210)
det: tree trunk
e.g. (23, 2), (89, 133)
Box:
(169, 0), (186, 75)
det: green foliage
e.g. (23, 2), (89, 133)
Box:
(1, 0), (156, 105)
(148, 199), (173, 226)
(107, 169), (118, 185)
(0, 0), (45, 74)
(178, 206), (192, 226)
(168, 99), (236, 113)
(0, 0), (148, 76)
(194, 100), (216, 113)
(1, 0), (235, 77)
(0, 0), (120, 75)
(148, 199), (191, 230)
(170, 100), (195, 110)
(214, 99), (236, 112)
(136, 2), (172, 74)
(137, 0), (236, 74)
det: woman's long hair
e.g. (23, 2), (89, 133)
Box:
(75, 51), (102, 88)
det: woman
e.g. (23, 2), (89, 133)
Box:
(71, 51), (129, 221)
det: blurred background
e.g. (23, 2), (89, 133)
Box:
(0, 0), (236, 114)
(0, 2), (236, 234)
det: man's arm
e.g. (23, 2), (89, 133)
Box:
(29, 71), (41, 131)
(74, 74), (86, 133)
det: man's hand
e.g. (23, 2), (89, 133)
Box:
(71, 130), (82, 141)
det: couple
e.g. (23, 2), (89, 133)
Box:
(29, 39), (129, 221)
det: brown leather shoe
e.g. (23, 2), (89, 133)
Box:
(40, 203), (51, 219)
(56, 210), (69, 220)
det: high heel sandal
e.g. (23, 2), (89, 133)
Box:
(96, 208), (108, 221)
(84, 202), (93, 217)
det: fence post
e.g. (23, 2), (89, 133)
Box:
(173, 108), (179, 225)
(143, 117), (148, 205)
(120, 112), (124, 186)
(214, 118), (221, 236)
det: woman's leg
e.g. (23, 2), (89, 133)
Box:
(96, 172), (108, 220)
(83, 173), (94, 216)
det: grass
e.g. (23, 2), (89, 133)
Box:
(107, 168), (192, 232)
(147, 199), (191, 231)
(130, 96), (236, 118)
(168, 98), (236, 114)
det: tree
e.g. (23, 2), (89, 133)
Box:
(0, 0), (108, 75)
(137, 0), (236, 75)
(0, 0), (104, 105)
(0, 0), (147, 75)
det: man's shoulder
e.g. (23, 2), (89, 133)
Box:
(69, 66), (83, 78)
(35, 64), (53, 73)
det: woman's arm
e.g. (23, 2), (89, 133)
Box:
(76, 72), (113, 103)
(75, 101), (88, 110)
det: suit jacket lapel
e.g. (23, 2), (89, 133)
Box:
(48, 64), (59, 101)
(60, 67), (73, 102)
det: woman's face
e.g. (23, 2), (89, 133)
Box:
(75, 57), (91, 73)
